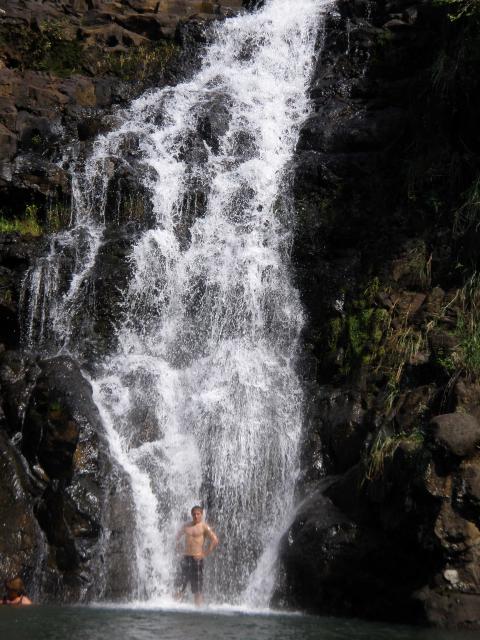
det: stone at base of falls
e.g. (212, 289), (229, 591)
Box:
(276, 475), (429, 623)
(279, 421), (480, 628)
(427, 413), (480, 460)
(0, 353), (136, 601)
(0, 430), (45, 591)
(417, 588), (480, 630)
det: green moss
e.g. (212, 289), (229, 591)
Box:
(38, 39), (83, 78)
(322, 279), (391, 377)
(344, 307), (389, 370)
(49, 401), (62, 413)
(97, 41), (179, 82)
(0, 21), (83, 76)
(0, 204), (42, 236)
(31, 133), (43, 147)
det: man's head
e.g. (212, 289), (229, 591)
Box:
(5, 576), (25, 598)
(191, 505), (203, 524)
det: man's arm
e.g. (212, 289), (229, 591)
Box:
(202, 524), (219, 558)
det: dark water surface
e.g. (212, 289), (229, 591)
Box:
(0, 606), (473, 640)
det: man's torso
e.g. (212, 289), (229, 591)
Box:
(184, 522), (207, 557)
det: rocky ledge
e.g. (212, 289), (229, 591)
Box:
(0, 0), (243, 215)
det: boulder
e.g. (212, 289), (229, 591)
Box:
(452, 459), (480, 521)
(418, 588), (480, 630)
(20, 356), (114, 600)
(454, 381), (480, 425)
(428, 413), (480, 460)
(301, 386), (367, 479)
(278, 483), (429, 622)
(22, 357), (94, 479)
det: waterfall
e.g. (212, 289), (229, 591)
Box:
(22, 0), (329, 607)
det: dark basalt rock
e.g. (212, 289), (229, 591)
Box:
(0, 233), (47, 349)
(197, 92), (233, 154)
(0, 350), (40, 435)
(62, 224), (139, 365)
(0, 354), (136, 601)
(22, 357), (89, 479)
(277, 480), (429, 622)
(284, 0), (480, 628)
(428, 413), (480, 461)
(453, 460), (480, 521)
(302, 386), (368, 480)
(417, 589), (480, 631)
(0, 430), (46, 596)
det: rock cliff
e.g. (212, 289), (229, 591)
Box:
(1, 0), (480, 627)
(276, 0), (480, 629)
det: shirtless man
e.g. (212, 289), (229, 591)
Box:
(2, 577), (32, 606)
(175, 505), (219, 606)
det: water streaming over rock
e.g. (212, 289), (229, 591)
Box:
(21, 0), (330, 607)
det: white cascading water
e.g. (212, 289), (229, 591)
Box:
(21, 0), (330, 607)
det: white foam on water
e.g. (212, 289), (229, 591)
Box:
(89, 598), (300, 618)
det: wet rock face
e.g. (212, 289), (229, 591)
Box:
(0, 431), (45, 594)
(0, 233), (46, 348)
(23, 357), (98, 479)
(284, 0), (480, 630)
(0, 0), (245, 216)
(61, 224), (140, 365)
(0, 354), (135, 601)
(0, 350), (39, 436)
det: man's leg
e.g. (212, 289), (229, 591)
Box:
(192, 558), (204, 607)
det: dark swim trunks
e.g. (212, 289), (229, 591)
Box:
(175, 556), (204, 594)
